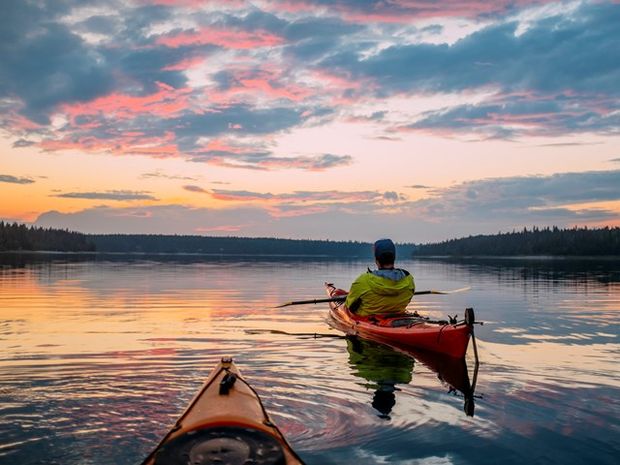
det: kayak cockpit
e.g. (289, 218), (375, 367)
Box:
(152, 425), (288, 465)
(142, 358), (305, 465)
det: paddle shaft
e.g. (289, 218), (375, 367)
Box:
(275, 287), (469, 307)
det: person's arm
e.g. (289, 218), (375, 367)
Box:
(345, 274), (365, 312)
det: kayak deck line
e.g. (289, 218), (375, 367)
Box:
(141, 357), (306, 465)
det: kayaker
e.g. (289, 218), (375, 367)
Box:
(345, 238), (415, 316)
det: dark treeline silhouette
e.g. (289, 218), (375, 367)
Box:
(90, 234), (381, 257)
(414, 226), (620, 256)
(0, 224), (417, 257)
(3, 223), (617, 256)
(0, 222), (95, 252)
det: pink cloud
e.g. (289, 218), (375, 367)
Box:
(260, 0), (553, 23)
(307, 70), (371, 105)
(259, 1), (318, 14)
(61, 82), (192, 122)
(194, 224), (246, 233)
(140, 0), (246, 7)
(1, 112), (42, 132)
(210, 189), (383, 203)
(201, 138), (242, 153)
(338, 0), (553, 23)
(14, 115), (42, 130)
(203, 155), (350, 171)
(156, 27), (284, 49)
(269, 205), (329, 218)
(40, 131), (180, 158)
(207, 67), (314, 105)
(162, 55), (206, 71)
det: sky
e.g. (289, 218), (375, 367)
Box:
(1, 0), (619, 243)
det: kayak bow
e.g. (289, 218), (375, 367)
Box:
(325, 283), (474, 358)
(142, 357), (305, 465)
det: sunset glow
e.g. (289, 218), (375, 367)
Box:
(1, 0), (618, 242)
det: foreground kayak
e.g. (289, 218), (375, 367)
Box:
(142, 357), (305, 465)
(325, 283), (474, 358)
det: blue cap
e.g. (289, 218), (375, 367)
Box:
(373, 238), (396, 261)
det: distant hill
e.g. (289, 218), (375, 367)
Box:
(413, 226), (620, 256)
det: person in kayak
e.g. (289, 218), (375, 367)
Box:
(345, 238), (415, 316)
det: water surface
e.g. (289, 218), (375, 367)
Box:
(0, 255), (618, 464)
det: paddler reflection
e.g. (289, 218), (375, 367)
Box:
(345, 336), (477, 418)
(346, 336), (413, 419)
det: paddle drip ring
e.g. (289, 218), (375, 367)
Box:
(154, 426), (286, 465)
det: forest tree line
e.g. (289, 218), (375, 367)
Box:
(0, 222), (96, 252)
(0, 223), (381, 257)
(414, 226), (620, 256)
(89, 234), (381, 257)
(2, 222), (619, 256)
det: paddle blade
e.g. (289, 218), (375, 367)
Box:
(422, 286), (471, 295)
(274, 296), (346, 308)
(274, 302), (294, 308)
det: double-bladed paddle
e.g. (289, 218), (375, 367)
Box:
(275, 286), (471, 308)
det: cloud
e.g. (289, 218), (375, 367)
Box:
(183, 185), (209, 193)
(406, 184), (432, 189)
(321, 2), (620, 137)
(409, 170), (620, 222)
(32, 169), (620, 241)
(209, 188), (392, 204)
(1, 0), (619, 166)
(324, 3), (620, 96)
(383, 191), (405, 202)
(155, 27), (284, 49)
(174, 105), (307, 141)
(54, 190), (157, 201)
(141, 171), (198, 181)
(0, 1), (116, 124)
(0, 174), (35, 184)
(263, 0), (549, 23)
(12, 139), (36, 148)
(35, 205), (271, 235)
(405, 92), (620, 138)
(190, 150), (352, 171)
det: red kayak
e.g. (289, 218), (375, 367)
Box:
(325, 283), (474, 358)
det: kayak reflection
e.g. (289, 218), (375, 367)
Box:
(345, 336), (477, 418)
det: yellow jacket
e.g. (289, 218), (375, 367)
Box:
(345, 268), (415, 316)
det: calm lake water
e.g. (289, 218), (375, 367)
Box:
(0, 254), (618, 465)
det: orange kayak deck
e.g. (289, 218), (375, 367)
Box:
(325, 283), (472, 358)
(142, 357), (305, 465)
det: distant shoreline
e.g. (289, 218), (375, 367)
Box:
(0, 250), (354, 258)
(411, 254), (620, 260)
(2, 223), (618, 257)
(1, 250), (618, 260)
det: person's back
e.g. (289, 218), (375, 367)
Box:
(345, 239), (415, 316)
